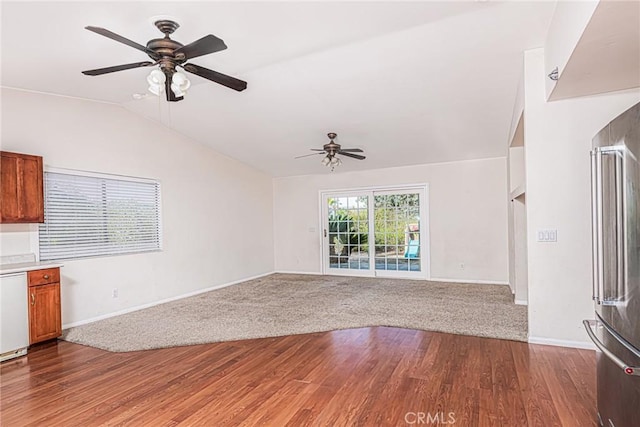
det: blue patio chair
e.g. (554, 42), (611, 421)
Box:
(404, 240), (419, 258)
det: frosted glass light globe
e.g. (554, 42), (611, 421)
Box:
(171, 72), (191, 97)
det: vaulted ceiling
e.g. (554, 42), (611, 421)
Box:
(1, 1), (556, 176)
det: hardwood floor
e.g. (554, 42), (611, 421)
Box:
(1, 327), (596, 426)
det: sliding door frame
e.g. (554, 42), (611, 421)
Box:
(321, 190), (375, 277)
(319, 183), (430, 280)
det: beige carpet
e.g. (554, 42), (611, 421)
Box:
(61, 273), (527, 352)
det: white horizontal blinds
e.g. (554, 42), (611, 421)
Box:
(39, 171), (161, 261)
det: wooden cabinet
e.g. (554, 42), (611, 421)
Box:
(27, 268), (61, 345)
(0, 151), (44, 223)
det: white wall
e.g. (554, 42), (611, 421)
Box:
(273, 157), (509, 283)
(0, 224), (34, 255)
(507, 70), (525, 295)
(509, 146), (525, 193)
(508, 142), (527, 303)
(0, 88), (274, 326)
(512, 195), (528, 305)
(524, 48), (640, 346)
(543, 0), (599, 98)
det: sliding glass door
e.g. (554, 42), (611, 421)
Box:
(324, 193), (373, 275)
(373, 190), (423, 277)
(322, 186), (428, 279)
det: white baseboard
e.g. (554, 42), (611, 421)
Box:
(274, 270), (322, 275)
(429, 277), (510, 286)
(274, 272), (508, 285)
(514, 299), (528, 306)
(528, 336), (596, 350)
(62, 271), (274, 329)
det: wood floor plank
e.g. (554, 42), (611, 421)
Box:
(511, 342), (563, 426)
(533, 344), (598, 426)
(79, 345), (247, 426)
(0, 327), (597, 427)
(284, 384), (337, 426)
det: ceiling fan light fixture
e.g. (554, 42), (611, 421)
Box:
(147, 69), (166, 96)
(321, 154), (342, 171)
(171, 71), (191, 97)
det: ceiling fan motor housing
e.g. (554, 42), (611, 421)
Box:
(323, 144), (339, 156)
(146, 21), (186, 75)
(147, 38), (184, 58)
(324, 133), (339, 155)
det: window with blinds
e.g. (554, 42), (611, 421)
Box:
(39, 170), (161, 261)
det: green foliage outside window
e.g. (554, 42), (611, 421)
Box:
(327, 194), (420, 256)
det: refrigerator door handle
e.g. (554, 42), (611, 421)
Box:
(592, 145), (626, 305)
(592, 148), (608, 303)
(583, 319), (640, 376)
(590, 150), (601, 303)
(614, 148), (625, 302)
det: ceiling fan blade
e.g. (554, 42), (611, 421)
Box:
(182, 63), (247, 91)
(310, 149), (326, 151)
(338, 151), (366, 160)
(337, 148), (364, 153)
(164, 72), (184, 102)
(85, 26), (158, 58)
(174, 35), (227, 60)
(82, 61), (153, 76)
(295, 153), (326, 159)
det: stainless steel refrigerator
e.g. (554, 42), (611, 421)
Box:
(584, 101), (640, 427)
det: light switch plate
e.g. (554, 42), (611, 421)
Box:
(537, 229), (557, 242)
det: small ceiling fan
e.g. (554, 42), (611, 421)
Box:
(82, 20), (247, 102)
(296, 133), (366, 170)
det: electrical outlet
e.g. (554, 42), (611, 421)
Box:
(112, 288), (118, 298)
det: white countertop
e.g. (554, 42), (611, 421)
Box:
(0, 261), (64, 275)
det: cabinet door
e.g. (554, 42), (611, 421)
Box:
(0, 151), (44, 223)
(29, 283), (62, 345)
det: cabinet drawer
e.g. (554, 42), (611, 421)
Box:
(28, 268), (60, 286)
